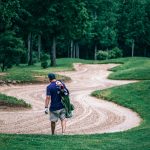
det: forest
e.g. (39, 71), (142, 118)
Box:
(0, 0), (150, 71)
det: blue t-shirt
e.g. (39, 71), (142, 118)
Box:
(46, 81), (64, 111)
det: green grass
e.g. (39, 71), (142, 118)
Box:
(0, 130), (149, 150)
(92, 81), (150, 127)
(90, 81), (150, 150)
(0, 57), (150, 149)
(1, 57), (149, 82)
(0, 58), (94, 83)
(0, 93), (31, 108)
(98, 57), (150, 80)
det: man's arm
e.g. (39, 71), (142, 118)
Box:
(45, 96), (51, 114)
(45, 96), (51, 108)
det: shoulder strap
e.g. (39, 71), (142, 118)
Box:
(58, 80), (70, 94)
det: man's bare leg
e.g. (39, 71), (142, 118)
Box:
(61, 119), (66, 134)
(51, 121), (56, 135)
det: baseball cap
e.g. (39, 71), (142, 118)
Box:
(48, 73), (56, 80)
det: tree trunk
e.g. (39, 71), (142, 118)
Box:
(68, 42), (69, 58)
(73, 44), (76, 58)
(94, 44), (97, 60)
(70, 40), (73, 58)
(28, 32), (31, 65)
(1, 61), (5, 72)
(28, 32), (33, 65)
(68, 47), (69, 58)
(75, 42), (77, 58)
(106, 48), (109, 60)
(51, 36), (56, 66)
(76, 42), (79, 58)
(86, 49), (89, 59)
(132, 39), (135, 57)
(38, 34), (41, 61)
(144, 48), (147, 57)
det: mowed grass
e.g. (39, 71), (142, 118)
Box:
(0, 93), (31, 108)
(0, 58), (93, 83)
(1, 57), (149, 82)
(98, 57), (150, 80)
(92, 80), (150, 128)
(0, 57), (150, 149)
(0, 129), (149, 150)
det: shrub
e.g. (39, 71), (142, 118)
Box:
(40, 53), (49, 69)
(40, 53), (49, 62)
(109, 47), (123, 59)
(96, 50), (109, 60)
(41, 61), (48, 69)
(97, 47), (123, 60)
(32, 51), (39, 63)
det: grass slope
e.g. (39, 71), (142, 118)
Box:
(0, 57), (150, 150)
(0, 93), (31, 108)
(98, 57), (150, 80)
(92, 80), (150, 129)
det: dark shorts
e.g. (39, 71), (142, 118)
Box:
(50, 108), (66, 122)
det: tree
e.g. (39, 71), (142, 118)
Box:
(117, 0), (129, 55)
(35, 0), (63, 66)
(117, 0), (146, 56)
(0, 0), (20, 32)
(70, 1), (89, 59)
(86, 0), (118, 60)
(126, 0), (145, 57)
(1, 0), (149, 65)
(19, 0), (36, 65)
(60, 0), (90, 59)
(143, 0), (150, 56)
(0, 31), (25, 71)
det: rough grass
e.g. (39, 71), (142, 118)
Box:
(0, 93), (31, 108)
(0, 58), (94, 83)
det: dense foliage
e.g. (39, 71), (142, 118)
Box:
(0, 0), (150, 70)
(96, 47), (123, 60)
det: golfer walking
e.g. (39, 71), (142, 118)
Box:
(45, 73), (66, 135)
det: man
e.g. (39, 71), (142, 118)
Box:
(45, 73), (66, 135)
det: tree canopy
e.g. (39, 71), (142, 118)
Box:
(0, 0), (150, 70)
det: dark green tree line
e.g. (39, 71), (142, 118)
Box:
(0, 0), (150, 71)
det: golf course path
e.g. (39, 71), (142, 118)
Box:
(0, 64), (141, 135)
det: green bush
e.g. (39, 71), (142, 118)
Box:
(97, 47), (123, 60)
(32, 51), (39, 63)
(7, 62), (13, 68)
(109, 47), (123, 58)
(41, 61), (48, 69)
(40, 53), (49, 62)
(40, 53), (49, 69)
(96, 50), (109, 60)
